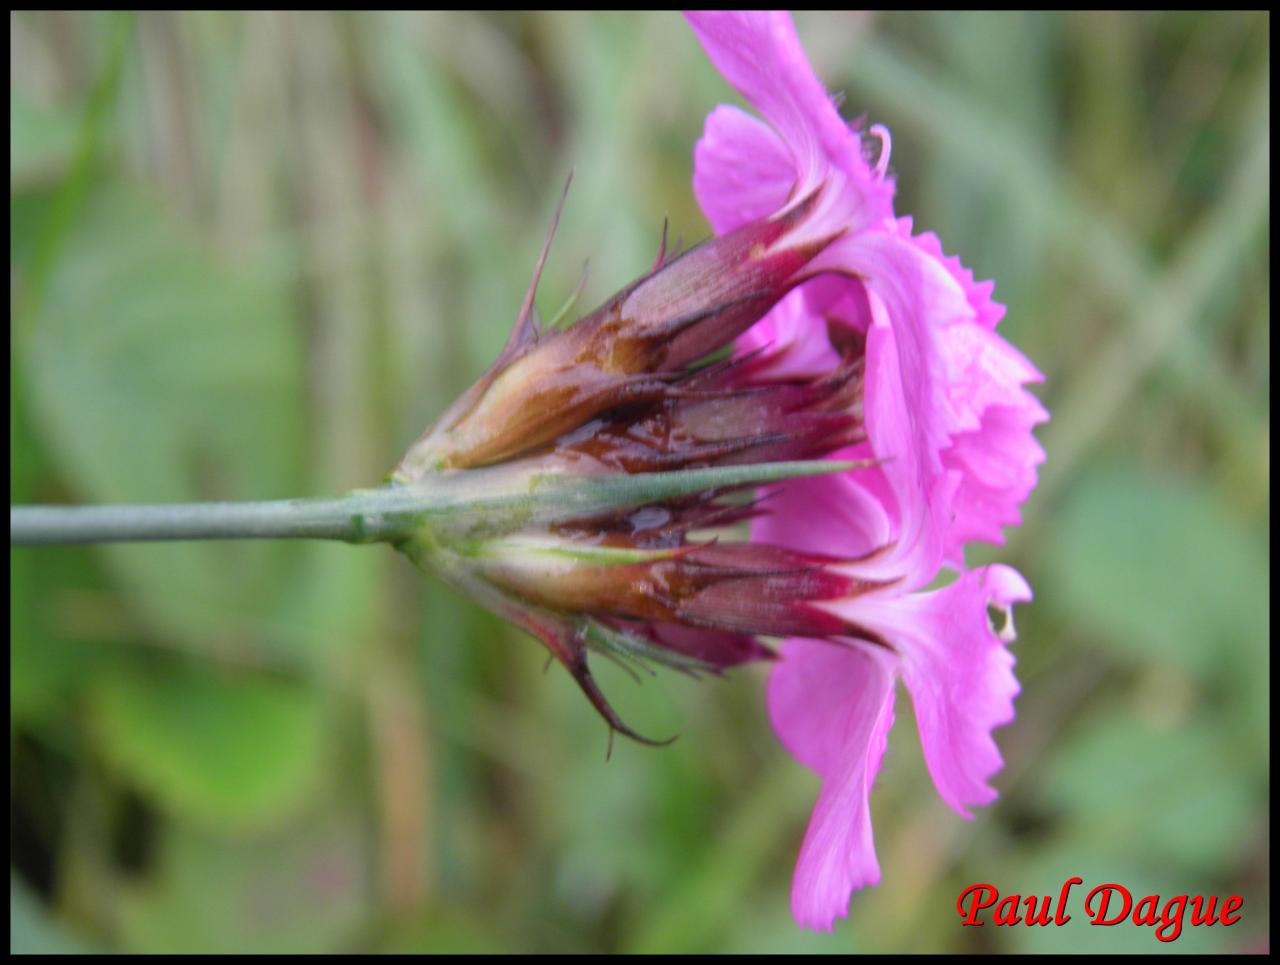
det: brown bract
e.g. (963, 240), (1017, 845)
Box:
(394, 187), (841, 477)
(393, 182), (893, 746)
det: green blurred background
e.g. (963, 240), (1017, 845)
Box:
(9, 11), (1269, 953)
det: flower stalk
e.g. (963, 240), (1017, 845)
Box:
(9, 459), (856, 546)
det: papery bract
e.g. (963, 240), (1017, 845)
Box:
(393, 162), (886, 747)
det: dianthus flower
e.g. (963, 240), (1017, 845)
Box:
(685, 11), (1047, 929)
(390, 9), (1046, 935)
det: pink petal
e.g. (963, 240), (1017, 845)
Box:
(897, 217), (1005, 331)
(751, 468), (892, 563)
(749, 302), (958, 588)
(735, 286), (842, 381)
(693, 104), (795, 235)
(685, 11), (893, 237)
(943, 406), (1047, 558)
(893, 219), (1048, 559)
(858, 311), (957, 586)
(837, 565), (1029, 817)
(767, 638), (897, 930)
(938, 322), (1046, 436)
(816, 227), (972, 477)
(804, 226), (1000, 585)
(799, 274), (875, 334)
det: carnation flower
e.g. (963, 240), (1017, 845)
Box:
(390, 10), (1046, 933)
(685, 10), (1048, 929)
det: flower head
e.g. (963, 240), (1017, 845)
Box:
(392, 174), (883, 746)
(685, 10), (1047, 929)
(392, 10), (1046, 931)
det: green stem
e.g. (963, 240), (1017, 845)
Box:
(10, 459), (858, 548)
(9, 492), (414, 546)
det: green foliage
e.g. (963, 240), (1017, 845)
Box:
(116, 818), (369, 953)
(9, 10), (1270, 953)
(26, 181), (306, 649)
(1044, 709), (1256, 873)
(88, 665), (326, 831)
(1047, 465), (1265, 673)
(10, 874), (97, 954)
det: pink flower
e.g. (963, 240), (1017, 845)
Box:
(685, 11), (1047, 929)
